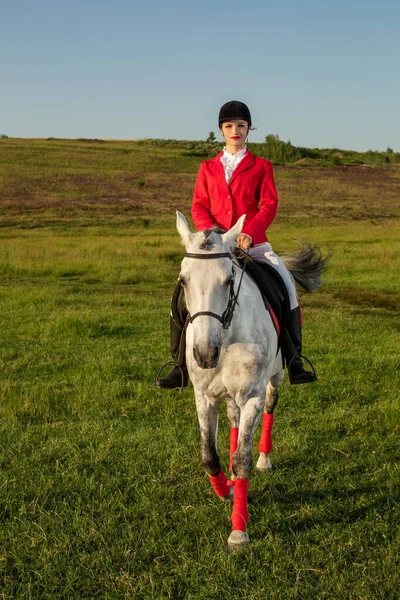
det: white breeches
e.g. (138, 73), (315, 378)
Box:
(248, 243), (298, 310)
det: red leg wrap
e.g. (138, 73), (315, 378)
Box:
(258, 413), (274, 454)
(231, 478), (249, 531)
(209, 469), (230, 498)
(229, 427), (239, 471)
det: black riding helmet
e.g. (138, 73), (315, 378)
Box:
(218, 100), (252, 128)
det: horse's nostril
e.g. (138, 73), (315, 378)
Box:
(193, 345), (220, 369)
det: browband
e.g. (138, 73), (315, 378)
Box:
(184, 252), (231, 259)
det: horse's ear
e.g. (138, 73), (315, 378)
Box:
(176, 211), (193, 247)
(221, 215), (246, 247)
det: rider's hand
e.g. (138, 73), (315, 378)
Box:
(237, 233), (252, 250)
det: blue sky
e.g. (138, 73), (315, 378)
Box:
(1, 0), (399, 150)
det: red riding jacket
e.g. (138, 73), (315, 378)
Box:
(191, 150), (278, 245)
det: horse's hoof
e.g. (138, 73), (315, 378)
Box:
(227, 530), (250, 551)
(221, 487), (234, 502)
(256, 453), (273, 473)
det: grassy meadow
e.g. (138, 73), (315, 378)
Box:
(0, 137), (399, 599)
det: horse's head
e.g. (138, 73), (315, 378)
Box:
(176, 211), (245, 369)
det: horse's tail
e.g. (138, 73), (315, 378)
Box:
(282, 244), (329, 294)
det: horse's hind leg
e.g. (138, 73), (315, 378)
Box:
(256, 370), (284, 473)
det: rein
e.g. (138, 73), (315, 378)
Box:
(183, 248), (249, 330)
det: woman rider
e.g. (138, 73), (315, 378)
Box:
(156, 100), (317, 388)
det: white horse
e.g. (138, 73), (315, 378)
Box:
(176, 211), (322, 549)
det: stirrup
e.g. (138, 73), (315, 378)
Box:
(155, 360), (187, 391)
(287, 355), (317, 385)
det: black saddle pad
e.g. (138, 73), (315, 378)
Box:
(235, 255), (291, 327)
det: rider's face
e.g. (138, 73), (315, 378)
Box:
(220, 120), (249, 150)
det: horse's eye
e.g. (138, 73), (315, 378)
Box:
(225, 276), (234, 287)
(178, 276), (187, 286)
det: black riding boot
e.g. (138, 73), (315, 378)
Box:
(282, 306), (317, 385)
(155, 315), (189, 389)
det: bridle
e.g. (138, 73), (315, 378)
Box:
(183, 249), (248, 330)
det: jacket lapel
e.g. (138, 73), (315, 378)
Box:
(211, 152), (230, 193)
(228, 151), (256, 186)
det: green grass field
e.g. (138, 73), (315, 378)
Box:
(0, 138), (399, 599)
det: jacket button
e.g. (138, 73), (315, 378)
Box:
(228, 211), (232, 215)
(227, 195), (231, 199)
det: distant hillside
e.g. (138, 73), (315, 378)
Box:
(1, 137), (399, 230)
(258, 134), (400, 167)
(135, 136), (400, 167)
(1, 134), (399, 167)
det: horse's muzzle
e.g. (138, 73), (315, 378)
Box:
(193, 344), (220, 369)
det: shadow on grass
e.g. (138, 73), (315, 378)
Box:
(252, 478), (399, 534)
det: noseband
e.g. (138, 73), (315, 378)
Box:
(183, 250), (248, 330)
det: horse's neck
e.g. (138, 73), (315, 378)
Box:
(234, 263), (262, 300)
(232, 271), (268, 327)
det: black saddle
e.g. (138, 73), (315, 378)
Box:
(234, 253), (291, 332)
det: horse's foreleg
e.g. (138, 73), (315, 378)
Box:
(257, 372), (283, 473)
(226, 397), (240, 472)
(228, 394), (264, 549)
(195, 391), (230, 499)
